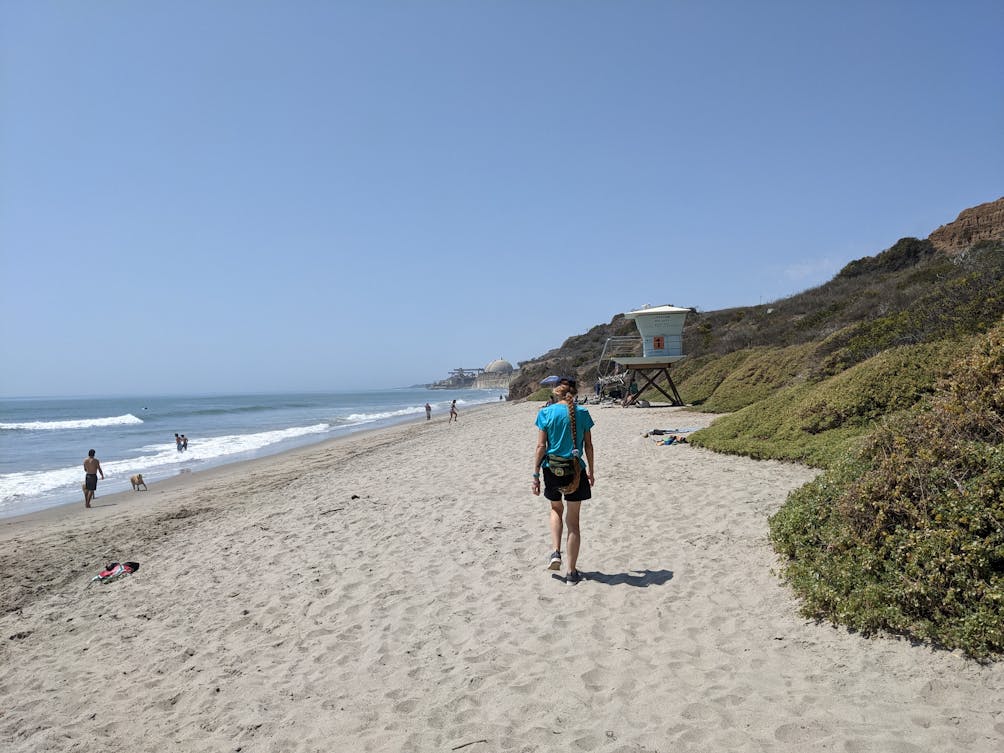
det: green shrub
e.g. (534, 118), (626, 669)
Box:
(769, 319), (1004, 658)
(674, 350), (754, 406)
(699, 343), (816, 412)
(797, 340), (970, 433)
(688, 340), (967, 467)
(687, 383), (869, 467)
(669, 353), (718, 386)
(815, 243), (1004, 376)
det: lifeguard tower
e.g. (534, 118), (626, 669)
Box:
(597, 304), (690, 406)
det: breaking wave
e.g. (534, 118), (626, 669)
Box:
(0, 414), (144, 431)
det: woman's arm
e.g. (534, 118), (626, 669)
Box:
(531, 429), (548, 495)
(583, 430), (595, 485)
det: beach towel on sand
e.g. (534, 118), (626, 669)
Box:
(656, 436), (686, 445)
(91, 562), (140, 584)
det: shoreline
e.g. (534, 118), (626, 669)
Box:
(2, 399), (1001, 752)
(0, 401), (500, 533)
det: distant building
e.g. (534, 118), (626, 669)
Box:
(428, 358), (517, 390)
(474, 358), (515, 389)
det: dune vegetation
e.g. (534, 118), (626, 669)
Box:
(510, 221), (1003, 656)
(686, 338), (972, 467)
(769, 321), (1004, 658)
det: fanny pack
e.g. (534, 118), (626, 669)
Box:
(546, 453), (577, 477)
(547, 453), (581, 494)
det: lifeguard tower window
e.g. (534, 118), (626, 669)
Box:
(597, 305), (689, 406)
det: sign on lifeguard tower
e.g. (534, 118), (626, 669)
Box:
(613, 304), (690, 405)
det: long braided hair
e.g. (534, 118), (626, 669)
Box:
(553, 382), (581, 494)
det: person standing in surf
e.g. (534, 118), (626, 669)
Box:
(83, 449), (105, 508)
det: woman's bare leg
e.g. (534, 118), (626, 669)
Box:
(550, 500), (564, 554)
(565, 501), (581, 573)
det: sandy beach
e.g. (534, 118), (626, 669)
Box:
(1, 400), (1001, 752)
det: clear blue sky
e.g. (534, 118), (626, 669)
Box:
(2, 1), (1001, 397)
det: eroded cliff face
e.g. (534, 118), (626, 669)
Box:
(929, 197), (1004, 253)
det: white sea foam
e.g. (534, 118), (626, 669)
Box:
(161, 423), (330, 463)
(343, 406), (427, 423)
(342, 399), (472, 424)
(0, 414), (144, 431)
(0, 466), (84, 508)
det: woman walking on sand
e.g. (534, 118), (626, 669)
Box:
(449, 400), (458, 423)
(531, 378), (594, 583)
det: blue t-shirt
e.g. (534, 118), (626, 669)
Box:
(536, 403), (594, 468)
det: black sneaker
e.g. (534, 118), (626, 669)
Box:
(566, 569), (582, 584)
(547, 551), (562, 571)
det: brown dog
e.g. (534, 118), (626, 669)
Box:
(130, 474), (148, 491)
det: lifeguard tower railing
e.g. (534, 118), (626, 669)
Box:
(596, 336), (644, 389)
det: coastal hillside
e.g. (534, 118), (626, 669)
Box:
(509, 197), (1004, 406)
(511, 197), (1004, 656)
(510, 197), (1004, 468)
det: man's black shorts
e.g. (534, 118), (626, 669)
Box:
(542, 466), (591, 502)
(85, 473), (98, 491)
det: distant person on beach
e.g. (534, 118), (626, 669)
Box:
(625, 379), (639, 405)
(181, 435), (188, 451)
(425, 402), (432, 420)
(449, 400), (458, 423)
(82, 449), (105, 508)
(175, 433), (182, 452)
(531, 378), (595, 584)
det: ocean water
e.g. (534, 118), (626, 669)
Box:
(0, 388), (503, 518)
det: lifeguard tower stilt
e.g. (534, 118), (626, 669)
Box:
(613, 305), (690, 407)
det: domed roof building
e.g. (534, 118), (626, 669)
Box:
(474, 357), (517, 389)
(428, 358), (518, 391)
(484, 358), (514, 374)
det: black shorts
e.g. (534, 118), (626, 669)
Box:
(542, 466), (591, 502)
(85, 473), (98, 491)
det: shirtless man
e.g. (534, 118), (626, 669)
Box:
(83, 449), (105, 508)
